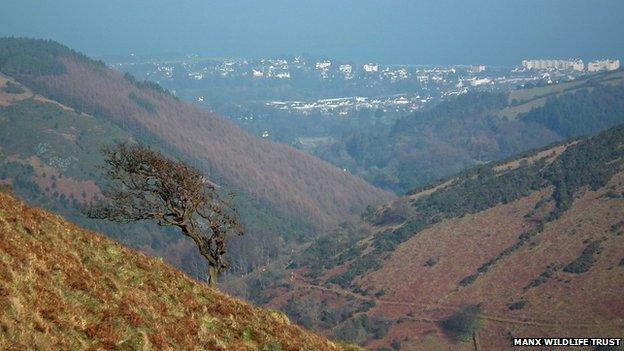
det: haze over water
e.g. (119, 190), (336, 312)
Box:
(1, 0), (623, 65)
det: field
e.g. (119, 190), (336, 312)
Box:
(501, 70), (624, 119)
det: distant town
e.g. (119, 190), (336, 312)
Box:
(113, 55), (620, 142)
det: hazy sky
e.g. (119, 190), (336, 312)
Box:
(1, 0), (623, 65)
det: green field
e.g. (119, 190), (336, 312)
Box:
(502, 70), (624, 119)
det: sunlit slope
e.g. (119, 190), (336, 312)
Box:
(0, 190), (358, 351)
(358, 175), (624, 350)
(263, 125), (624, 350)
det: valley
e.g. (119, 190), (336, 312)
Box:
(242, 125), (624, 350)
(118, 54), (624, 194)
(1, 37), (623, 350)
(0, 38), (393, 280)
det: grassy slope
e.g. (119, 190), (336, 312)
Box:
(0, 190), (358, 351)
(509, 70), (624, 103)
(0, 74), (204, 275)
(501, 70), (624, 119)
(361, 176), (624, 350)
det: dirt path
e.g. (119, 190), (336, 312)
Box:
(290, 273), (622, 329)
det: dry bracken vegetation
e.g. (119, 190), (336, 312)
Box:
(0, 190), (358, 351)
(27, 57), (394, 230)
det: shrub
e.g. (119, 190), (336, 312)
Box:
(359, 300), (376, 312)
(329, 253), (381, 288)
(524, 263), (561, 290)
(611, 220), (624, 234)
(508, 300), (525, 310)
(563, 242), (601, 274)
(3, 81), (25, 94)
(424, 258), (437, 267)
(439, 305), (481, 342)
(334, 315), (390, 344)
(459, 274), (478, 287)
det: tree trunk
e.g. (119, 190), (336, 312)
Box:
(181, 225), (220, 288)
(207, 266), (218, 287)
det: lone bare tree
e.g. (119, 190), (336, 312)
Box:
(88, 143), (243, 286)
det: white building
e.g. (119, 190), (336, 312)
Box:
(587, 59), (620, 72)
(273, 72), (291, 79)
(522, 59), (584, 71)
(315, 61), (332, 70)
(363, 63), (379, 73)
(339, 64), (353, 78)
(471, 77), (492, 86)
(470, 65), (486, 73)
(382, 67), (408, 82)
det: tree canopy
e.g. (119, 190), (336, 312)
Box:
(88, 143), (243, 286)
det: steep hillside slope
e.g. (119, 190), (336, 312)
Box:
(0, 73), (215, 275)
(0, 189), (358, 351)
(315, 71), (624, 193)
(253, 125), (624, 350)
(0, 37), (393, 231)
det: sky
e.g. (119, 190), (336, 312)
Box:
(1, 0), (623, 65)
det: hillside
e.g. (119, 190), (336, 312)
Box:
(250, 125), (624, 350)
(314, 70), (624, 193)
(0, 72), (216, 276)
(0, 37), (393, 231)
(0, 37), (393, 281)
(0, 189), (358, 351)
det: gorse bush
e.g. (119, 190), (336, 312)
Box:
(334, 315), (390, 345)
(3, 81), (25, 94)
(563, 242), (601, 274)
(524, 263), (561, 291)
(508, 300), (526, 310)
(439, 305), (481, 342)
